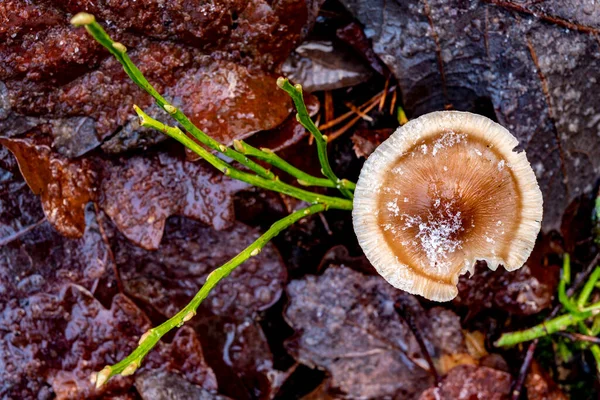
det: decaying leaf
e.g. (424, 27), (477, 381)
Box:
(0, 0), (322, 156)
(339, 0), (600, 230)
(418, 365), (511, 400)
(108, 216), (286, 319)
(0, 207), (217, 398)
(0, 144), (44, 244)
(0, 137), (96, 238)
(99, 149), (248, 250)
(285, 264), (467, 399)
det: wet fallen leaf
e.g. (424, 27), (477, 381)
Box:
(0, 144), (44, 244)
(525, 360), (568, 400)
(0, 0), (322, 156)
(1, 137), (96, 238)
(108, 216), (286, 319)
(0, 206), (217, 398)
(339, 0), (600, 231)
(418, 365), (511, 400)
(99, 148), (248, 250)
(285, 264), (466, 399)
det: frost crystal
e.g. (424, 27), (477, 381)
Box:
(398, 200), (464, 273)
(431, 131), (466, 156)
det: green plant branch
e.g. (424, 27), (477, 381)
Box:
(495, 305), (600, 347)
(91, 203), (327, 388)
(134, 107), (352, 210)
(558, 254), (586, 316)
(233, 139), (356, 190)
(496, 255), (600, 348)
(71, 13), (274, 180)
(578, 266), (600, 308)
(276, 77), (354, 199)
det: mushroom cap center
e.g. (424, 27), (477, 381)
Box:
(377, 130), (521, 282)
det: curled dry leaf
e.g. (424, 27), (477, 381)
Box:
(418, 365), (511, 400)
(285, 264), (467, 399)
(340, 0), (600, 231)
(0, 137), (96, 238)
(0, 0), (321, 156)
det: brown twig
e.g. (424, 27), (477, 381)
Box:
(379, 77), (390, 112)
(395, 300), (440, 384)
(556, 332), (600, 345)
(329, 99), (381, 141)
(319, 91), (383, 130)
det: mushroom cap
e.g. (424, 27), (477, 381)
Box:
(352, 111), (543, 301)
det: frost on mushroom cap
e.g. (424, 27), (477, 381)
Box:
(352, 111), (543, 302)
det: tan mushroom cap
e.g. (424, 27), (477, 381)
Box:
(353, 111), (543, 301)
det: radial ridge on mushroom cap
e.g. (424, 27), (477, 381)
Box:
(352, 111), (543, 301)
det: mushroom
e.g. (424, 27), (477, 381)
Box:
(353, 111), (543, 301)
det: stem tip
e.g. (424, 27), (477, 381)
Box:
(233, 140), (245, 153)
(95, 366), (112, 388)
(70, 12), (95, 26)
(276, 77), (287, 89)
(112, 42), (127, 53)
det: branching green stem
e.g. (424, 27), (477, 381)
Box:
(233, 139), (356, 190)
(92, 203), (326, 388)
(134, 107), (352, 210)
(276, 77), (354, 199)
(495, 304), (600, 347)
(75, 14), (274, 180)
(72, 13), (356, 387)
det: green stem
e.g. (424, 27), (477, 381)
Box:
(276, 78), (354, 199)
(134, 107), (352, 211)
(233, 140), (356, 190)
(93, 203), (327, 387)
(495, 302), (600, 347)
(73, 14), (274, 180)
(558, 254), (585, 316)
(578, 266), (600, 308)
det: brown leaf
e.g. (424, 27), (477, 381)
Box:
(0, 0), (320, 156)
(99, 149), (248, 250)
(285, 264), (467, 399)
(418, 365), (511, 400)
(0, 137), (96, 238)
(0, 144), (45, 244)
(339, 0), (600, 231)
(525, 360), (568, 400)
(108, 216), (287, 319)
(0, 206), (217, 398)
(350, 127), (393, 159)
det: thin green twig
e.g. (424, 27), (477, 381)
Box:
(233, 139), (356, 190)
(578, 266), (600, 308)
(92, 203), (327, 388)
(495, 304), (600, 347)
(276, 77), (354, 199)
(72, 13), (274, 180)
(134, 107), (352, 210)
